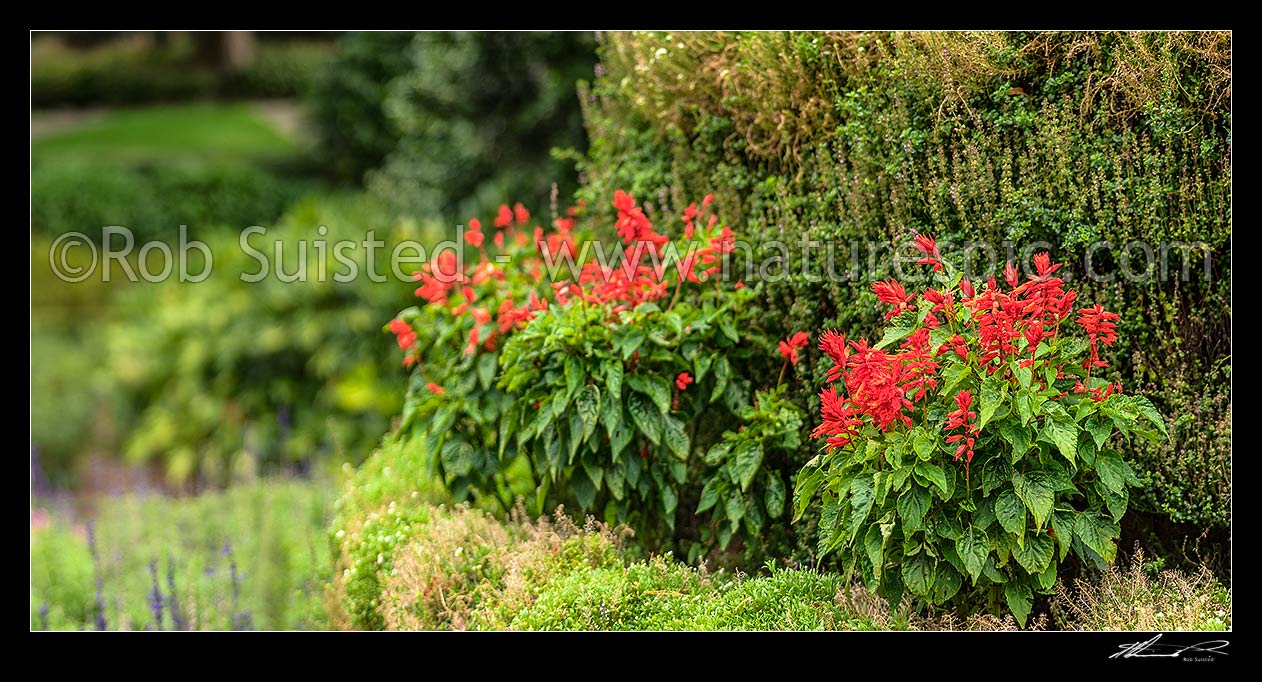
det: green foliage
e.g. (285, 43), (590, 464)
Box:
(308, 31), (418, 183)
(579, 31), (1230, 531)
(795, 250), (1167, 626)
(367, 31), (596, 220)
(309, 31), (596, 218)
(30, 478), (334, 630)
(103, 194), (426, 485)
(31, 157), (311, 242)
(31, 34), (333, 107)
(32, 102), (314, 242)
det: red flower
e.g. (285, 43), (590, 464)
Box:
(513, 202), (530, 225)
(959, 277), (975, 299)
(944, 390), (979, 463)
(702, 193), (715, 206)
(1077, 303), (1120, 369)
(465, 219), (484, 248)
(778, 332), (809, 365)
(389, 318), (417, 351)
(494, 204), (514, 229)
(464, 327), (480, 355)
(872, 279), (913, 318)
(1030, 252), (1062, 281)
(675, 372), (693, 391)
(913, 234), (942, 271)
(1004, 261), (1020, 288)
(425, 382), (445, 395)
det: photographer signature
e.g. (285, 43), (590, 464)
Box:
(1111, 634), (1230, 660)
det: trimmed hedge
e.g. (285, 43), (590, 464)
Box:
(577, 31), (1231, 534)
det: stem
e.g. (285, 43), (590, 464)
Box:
(777, 359), (789, 387)
(667, 274), (684, 311)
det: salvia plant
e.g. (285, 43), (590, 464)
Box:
(793, 235), (1167, 625)
(389, 192), (802, 552)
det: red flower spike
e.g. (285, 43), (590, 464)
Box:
(675, 372), (693, 391)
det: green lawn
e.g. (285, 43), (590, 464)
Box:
(31, 103), (296, 163)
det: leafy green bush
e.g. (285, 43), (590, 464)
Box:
(31, 157), (312, 242)
(796, 244), (1166, 626)
(308, 31), (417, 183)
(103, 194), (429, 485)
(30, 478), (334, 630)
(31, 34), (333, 106)
(579, 31), (1231, 533)
(386, 192), (806, 561)
(310, 31), (596, 219)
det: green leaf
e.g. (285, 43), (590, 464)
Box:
(725, 490), (745, 525)
(979, 372), (1009, 429)
(629, 374), (672, 414)
(956, 527), (989, 584)
(914, 462), (950, 499)
(565, 356), (584, 403)
(1012, 471), (1054, 530)
(994, 490), (1026, 537)
(864, 524), (885, 577)
(704, 441), (731, 466)
(576, 384), (601, 442)
(600, 386), (622, 438)
(932, 564), (963, 605)
(1095, 450), (1139, 495)
(613, 328), (644, 361)
(765, 474), (786, 519)
(662, 414), (690, 460)
(897, 485), (931, 532)
(477, 352), (499, 390)
(572, 469), (597, 510)
(711, 356), (731, 404)
(1130, 395), (1168, 438)
(697, 478), (721, 514)
(1085, 414), (1113, 449)
(719, 316), (740, 343)
(793, 466), (824, 521)
(610, 417), (633, 460)
(981, 456), (1011, 497)
(875, 315), (916, 350)
(998, 421), (1033, 463)
(901, 552), (936, 596)
(1012, 532), (1054, 574)
(628, 393), (661, 446)
(912, 430), (936, 460)
(661, 485), (678, 520)
(731, 440), (764, 492)
(1015, 389), (1034, 425)
(1074, 511), (1119, 563)
(693, 353), (714, 383)
(1004, 581), (1032, 627)
(605, 360), (623, 402)
(439, 440), (475, 477)
(1050, 511), (1075, 562)
(1042, 411), (1079, 468)
(940, 363), (973, 397)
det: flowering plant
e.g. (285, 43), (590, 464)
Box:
(794, 236), (1167, 625)
(496, 191), (802, 552)
(387, 202), (559, 507)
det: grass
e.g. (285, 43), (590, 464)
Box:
(31, 102), (296, 163)
(31, 478), (336, 631)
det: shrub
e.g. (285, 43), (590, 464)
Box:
(307, 31), (417, 183)
(309, 31), (595, 219)
(1052, 548), (1230, 631)
(388, 192), (804, 561)
(578, 31), (1231, 532)
(103, 194), (427, 485)
(795, 241), (1166, 626)
(30, 479), (334, 630)
(31, 34), (333, 107)
(30, 157), (312, 242)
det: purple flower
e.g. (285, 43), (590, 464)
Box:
(147, 559), (164, 630)
(86, 521), (107, 631)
